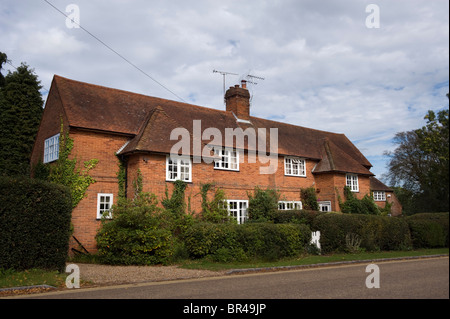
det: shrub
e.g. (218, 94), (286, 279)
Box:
(0, 176), (72, 271)
(339, 187), (380, 215)
(96, 193), (174, 265)
(274, 210), (325, 227)
(240, 223), (311, 261)
(300, 187), (319, 211)
(183, 221), (310, 261)
(313, 213), (411, 253)
(248, 187), (280, 222)
(199, 183), (231, 223)
(406, 213), (449, 248)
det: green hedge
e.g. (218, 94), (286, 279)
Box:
(274, 210), (325, 227)
(406, 213), (449, 248)
(312, 213), (412, 253)
(0, 176), (72, 271)
(183, 222), (311, 261)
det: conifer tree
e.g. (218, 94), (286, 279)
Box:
(0, 53), (44, 176)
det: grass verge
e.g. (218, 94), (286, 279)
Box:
(0, 268), (66, 289)
(179, 248), (449, 271)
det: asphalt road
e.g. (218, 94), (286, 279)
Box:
(18, 256), (448, 300)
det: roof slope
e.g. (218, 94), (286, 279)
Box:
(370, 177), (393, 191)
(51, 75), (373, 175)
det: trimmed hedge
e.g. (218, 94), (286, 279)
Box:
(406, 213), (449, 248)
(274, 210), (325, 226)
(0, 176), (72, 271)
(312, 213), (412, 253)
(183, 222), (311, 261)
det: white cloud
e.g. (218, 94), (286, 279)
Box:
(0, 0), (448, 178)
(18, 27), (88, 56)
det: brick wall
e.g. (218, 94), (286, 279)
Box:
(127, 152), (373, 215)
(127, 152), (320, 214)
(68, 129), (130, 253)
(33, 122), (375, 253)
(30, 83), (69, 166)
(374, 190), (403, 216)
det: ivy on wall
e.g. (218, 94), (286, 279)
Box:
(46, 123), (98, 208)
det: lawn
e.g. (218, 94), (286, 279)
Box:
(0, 268), (67, 289)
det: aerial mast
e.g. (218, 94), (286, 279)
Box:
(213, 69), (238, 98)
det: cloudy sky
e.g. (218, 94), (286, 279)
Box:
(1, 0), (448, 179)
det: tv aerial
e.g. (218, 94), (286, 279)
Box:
(245, 74), (265, 85)
(213, 69), (238, 97)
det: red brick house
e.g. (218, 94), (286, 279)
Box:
(31, 75), (401, 252)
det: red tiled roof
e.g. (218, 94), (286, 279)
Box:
(51, 75), (373, 175)
(370, 177), (393, 191)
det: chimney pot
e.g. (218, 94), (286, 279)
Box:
(241, 80), (247, 89)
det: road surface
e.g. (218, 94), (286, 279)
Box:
(19, 256), (448, 299)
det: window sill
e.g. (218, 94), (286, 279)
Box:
(284, 174), (307, 178)
(166, 179), (193, 183)
(213, 167), (240, 172)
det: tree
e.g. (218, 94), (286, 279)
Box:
(0, 52), (7, 87)
(0, 55), (44, 176)
(384, 94), (449, 213)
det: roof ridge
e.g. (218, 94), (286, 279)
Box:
(249, 115), (346, 137)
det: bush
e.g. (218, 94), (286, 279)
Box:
(241, 223), (311, 261)
(183, 221), (311, 261)
(0, 176), (72, 271)
(406, 213), (449, 248)
(300, 187), (319, 211)
(313, 213), (411, 253)
(274, 210), (325, 227)
(96, 193), (174, 265)
(339, 187), (380, 215)
(199, 183), (231, 223)
(248, 187), (280, 222)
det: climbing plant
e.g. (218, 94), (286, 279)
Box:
(300, 187), (319, 211)
(116, 155), (126, 200)
(199, 183), (230, 223)
(48, 123), (98, 208)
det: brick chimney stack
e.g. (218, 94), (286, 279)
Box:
(225, 80), (250, 120)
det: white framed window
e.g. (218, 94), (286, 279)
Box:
(97, 193), (113, 219)
(278, 201), (302, 210)
(373, 191), (386, 201)
(213, 147), (239, 171)
(318, 201), (332, 212)
(346, 174), (359, 192)
(166, 156), (192, 182)
(227, 200), (248, 224)
(284, 157), (306, 177)
(43, 133), (60, 163)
